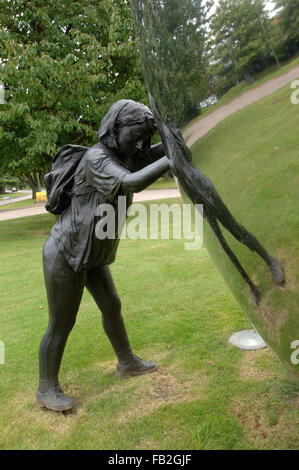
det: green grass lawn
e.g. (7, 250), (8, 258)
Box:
(184, 54), (299, 131)
(0, 199), (298, 450)
(148, 178), (177, 190)
(0, 199), (37, 211)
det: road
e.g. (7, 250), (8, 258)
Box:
(0, 188), (181, 222)
(0, 191), (32, 207)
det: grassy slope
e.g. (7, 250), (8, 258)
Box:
(185, 83), (299, 382)
(0, 201), (298, 450)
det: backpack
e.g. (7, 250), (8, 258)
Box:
(44, 144), (89, 215)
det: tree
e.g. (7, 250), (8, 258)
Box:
(0, 0), (146, 198)
(274, 0), (299, 56)
(209, 0), (271, 93)
(0, 172), (20, 193)
(131, 0), (211, 127)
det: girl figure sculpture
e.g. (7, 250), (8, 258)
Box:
(37, 100), (170, 412)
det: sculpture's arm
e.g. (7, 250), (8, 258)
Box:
(121, 156), (170, 193)
(129, 142), (165, 171)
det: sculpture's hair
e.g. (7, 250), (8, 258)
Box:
(97, 99), (156, 150)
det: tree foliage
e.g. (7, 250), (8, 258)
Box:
(274, 0), (299, 55)
(209, 0), (271, 92)
(131, 0), (212, 126)
(0, 0), (146, 196)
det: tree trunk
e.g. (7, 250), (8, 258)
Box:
(31, 186), (37, 200)
(27, 173), (40, 199)
(243, 73), (254, 85)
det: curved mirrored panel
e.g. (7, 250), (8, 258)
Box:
(131, 0), (299, 383)
(131, 0), (210, 127)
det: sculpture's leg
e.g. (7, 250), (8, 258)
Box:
(36, 236), (85, 411)
(85, 265), (157, 377)
(208, 219), (261, 305)
(218, 214), (284, 285)
(85, 265), (132, 362)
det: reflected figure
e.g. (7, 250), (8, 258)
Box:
(149, 95), (284, 305)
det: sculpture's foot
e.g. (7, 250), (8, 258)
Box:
(250, 284), (261, 306)
(268, 257), (285, 285)
(116, 354), (157, 378)
(36, 384), (74, 412)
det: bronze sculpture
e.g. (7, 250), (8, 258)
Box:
(37, 98), (285, 413)
(37, 99), (170, 412)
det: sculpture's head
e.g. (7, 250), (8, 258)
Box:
(97, 99), (157, 159)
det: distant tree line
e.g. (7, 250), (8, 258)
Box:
(208, 0), (299, 97)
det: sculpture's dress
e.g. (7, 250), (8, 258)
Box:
(51, 142), (133, 272)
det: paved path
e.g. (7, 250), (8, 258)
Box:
(133, 188), (180, 202)
(1, 64), (298, 222)
(0, 188), (181, 221)
(0, 192), (32, 207)
(184, 65), (299, 147)
(0, 204), (47, 221)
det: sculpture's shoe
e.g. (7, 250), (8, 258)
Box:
(36, 385), (74, 412)
(250, 284), (261, 306)
(116, 355), (157, 378)
(268, 257), (285, 285)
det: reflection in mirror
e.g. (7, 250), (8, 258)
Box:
(131, 0), (281, 128)
(131, 0), (212, 127)
(130, 0), (285, 306)
(129, 0), (299, 383)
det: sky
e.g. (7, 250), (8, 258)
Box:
(260, 1), (277, 16)
(209, 1), (277, 16)
(265, 1), (277, 16)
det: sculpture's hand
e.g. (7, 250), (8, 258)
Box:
(148, 93), (192, 175)
(165, 115), (192, 165)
